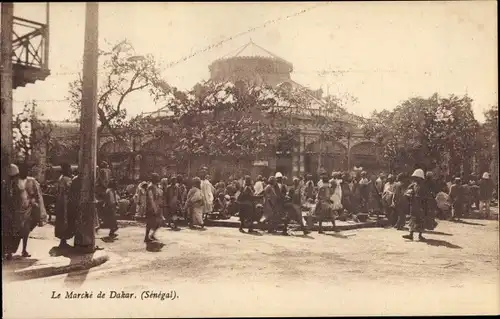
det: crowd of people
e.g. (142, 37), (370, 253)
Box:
(1, 159), (496, 260)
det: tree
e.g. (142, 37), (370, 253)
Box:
(12, 101), (53, 164)
(67, 39), (170, 143)
(477, 105), (498, 177)
(363, 93), (480, 174)
(131, 80), (350, 175)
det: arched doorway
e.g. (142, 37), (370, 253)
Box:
(304, 139), (347, 174)
(349, 141), (384, 173)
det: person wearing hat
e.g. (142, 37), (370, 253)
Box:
(184, 177), (205, 230)
(145, 173), (165, 242)
(449, 176), (463, 221)
(6, 163), (47, 258)
(238, 176), (258, 233)
(402, 168), (430, 241)
(478, 172), (494, 218)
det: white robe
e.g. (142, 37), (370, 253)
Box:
(254, 181), (264, 195)
(330, 179), (343, 211)
(200, 179), (215, 214)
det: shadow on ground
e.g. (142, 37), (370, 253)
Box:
(424, 230), (453, 236)
(146, 241), (165, 252)
(422, 238), (462, 249)
(453, 220), (486, 226)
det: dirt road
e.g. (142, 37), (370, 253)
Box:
(3, 218), (499, 317)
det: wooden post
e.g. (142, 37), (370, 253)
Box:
(74, 2), (99, 253)
(1, 3), (14, 177)
(44, 2), (50, 69)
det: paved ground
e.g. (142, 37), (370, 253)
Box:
(3, 217), (499, 318)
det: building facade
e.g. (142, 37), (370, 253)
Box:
(137, 41), (385, 179)
(38, 41), (387, 181)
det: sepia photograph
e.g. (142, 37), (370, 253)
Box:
(1, 1), (498, 318)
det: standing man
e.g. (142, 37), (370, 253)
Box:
(261, 176), (278, 231)
(268, 172), (288, 235)
(145, 174), (164, 242)
(284, 177), (310, 235)
(382, 174), (396, 226)
(7, 164), (46, 258)
(164, 176), (181, 230)
(461, 178), (472, 217)
(253, 175), (265, 196)
(238, 176), (257, 233)
(54, 163), (75, 248)
(402, 169), (429, 241)
(316, 170), (334, 234)
(479, 172), (494, 219)
(200, 167), (215, 221)
(375, 173), (386, 194)
(449, 177), (463, 221)
(393, 173), (410, 230)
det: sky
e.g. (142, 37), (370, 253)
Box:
(10, 1), (498, 122)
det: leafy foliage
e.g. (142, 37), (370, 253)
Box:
(362, 93), (480, 173)
(12, 101), (53, 164)
(130, 81), (349, 162)
(67, 39), (170, 140)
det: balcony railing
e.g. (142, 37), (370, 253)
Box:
(12, 16), (48, 69)
(12, 15), (50, 88)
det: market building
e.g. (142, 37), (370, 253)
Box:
(136, 40), (385, 179)
(40, 41), (386, 181)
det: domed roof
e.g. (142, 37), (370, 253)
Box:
(211, 40), (293, 69)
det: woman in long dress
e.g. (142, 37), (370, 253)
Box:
(54, 163), (74, 248)
(184, 177), (205, 229)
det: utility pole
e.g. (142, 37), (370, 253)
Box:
(1, 3), (14, 176)
(74, 2), (99, 253)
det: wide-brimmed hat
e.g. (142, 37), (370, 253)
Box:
(275, 172), (283, 178)
(411, 169), (425, 180)
(482, 172), (490, 179)
(8, 164), (19, 177)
